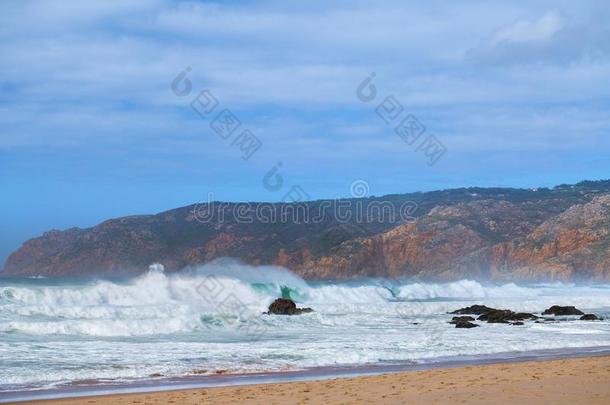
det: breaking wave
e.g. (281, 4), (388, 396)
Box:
(2, 260), (610, 392)
(2, 260), (610, 336)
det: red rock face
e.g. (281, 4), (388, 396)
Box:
(3, 184), (610, 281)
(287, 195), (610, 282)
(486, 195), (610, 282)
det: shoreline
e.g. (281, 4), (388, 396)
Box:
(6, 355), (610, 405)
(3, 346), (610, 403)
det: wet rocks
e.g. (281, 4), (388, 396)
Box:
(477, 310), (537, 324)
(477, 310), (511, 323)
(454, 320), (479, 328)
(451, 316), (479, 328)
(542, 306), (584, 316)
(449, 305), (496, 315)
(266, 298), (313, 315)
(449, 316), (475, 324)
(514, 312), (538, 320)
(448, 303), (600, 328)
(450, 305), (537, 326)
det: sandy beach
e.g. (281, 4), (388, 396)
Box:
(13, 355), (610, 405)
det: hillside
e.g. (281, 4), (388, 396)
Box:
(3, 180), (610, 281)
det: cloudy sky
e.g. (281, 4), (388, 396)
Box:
(1, 0), (610, 266)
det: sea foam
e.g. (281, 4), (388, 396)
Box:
(2, 261), (610, 391)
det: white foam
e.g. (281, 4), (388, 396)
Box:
(396, 280), (539, 300)
(2, 263), (610, 336)
(2, 262), (610, 391)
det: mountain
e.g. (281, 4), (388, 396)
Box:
(3, 180), (610, 281)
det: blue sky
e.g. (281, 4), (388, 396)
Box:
(1, 0), (610, 267)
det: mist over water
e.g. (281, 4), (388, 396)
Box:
(1, 260), (610, 392)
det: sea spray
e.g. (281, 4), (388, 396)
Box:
(2, 261), (610, 335)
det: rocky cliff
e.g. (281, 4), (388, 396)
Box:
(4, 180), (610, 281)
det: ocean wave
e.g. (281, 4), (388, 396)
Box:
(2, 260), (610, 336)
(2, 261), (610, 391)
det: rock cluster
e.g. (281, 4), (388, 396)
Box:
(448, 304), (600, 328)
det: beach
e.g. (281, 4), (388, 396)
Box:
(14, 355), (610, 405)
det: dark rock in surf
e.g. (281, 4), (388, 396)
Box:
(451, 306), (538, 324)
(454, 320), (479, 328)
(266, 298), (313, 315)
(449, 316), (475, 324)
(542, 306), (584, 316)
(477, 310), (537, 323)
(449, 305), (496, 315)
(511, 321), (524, 326)
(580, 314), (601, 321)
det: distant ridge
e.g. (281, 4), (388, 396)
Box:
(4, 180), (610, 281)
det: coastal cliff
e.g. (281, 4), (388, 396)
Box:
(4, 180), (610, 281)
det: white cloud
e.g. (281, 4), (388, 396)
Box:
(491, 12), (564, 45)
(0, 0), (609, 166)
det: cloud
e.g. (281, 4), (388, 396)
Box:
(469, 8), (610, 66)
(491, 12), (564, 46)
(0, 0), (609, 174)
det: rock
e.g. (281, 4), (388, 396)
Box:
(455, 320), (479, 328)
(535, 318), (558, 323)
(449, 305), (497, 315)
(449, 316), (475, 324)
(477, 310), (510, 323)
(542, 306), (584, 316)
(451, 306), (537, 324)
(266, 298), (313, 315)
(477, 310), (537, 323)
(513, 312), (538, 320)
(267, 298), (296, 314)
(511, 321), (524, 326)
(580, 314), (600, 321)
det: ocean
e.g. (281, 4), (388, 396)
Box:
(2, 261), (610, 396)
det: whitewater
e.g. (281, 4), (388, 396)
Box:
(1, 260), (610, 393)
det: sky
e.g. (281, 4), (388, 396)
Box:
(1, 0), (610, 267)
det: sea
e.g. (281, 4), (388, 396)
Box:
(1, 260), (610, 399)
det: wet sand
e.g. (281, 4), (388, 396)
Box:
(13, 355), (610, 404)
